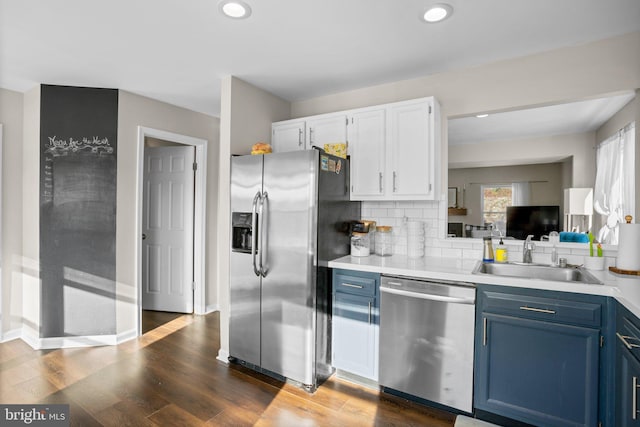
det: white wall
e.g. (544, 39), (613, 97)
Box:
(21, 85), (40, 342)
(228, 78), (292, 155)
(216, 76), (291, 361)
(596, 91), (639, 143)
(449, 132), (597, 188)
(116, 91), (220, 336)
(292, 32), (640, 121)
(0, 88), (24, 338)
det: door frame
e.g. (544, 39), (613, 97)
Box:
(136, 126), (207, 334)
(0, 125), (3, 341)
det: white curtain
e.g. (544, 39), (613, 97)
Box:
(594, 123), (635, 244)
(512, 181), (531, 206)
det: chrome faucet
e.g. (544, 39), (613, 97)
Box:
(523, 235), (535, 263)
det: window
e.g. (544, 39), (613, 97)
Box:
(482, 185), (512, 234)
(594, 122), (635, 244)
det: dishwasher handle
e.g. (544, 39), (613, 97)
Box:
(380, 286), (475, 305)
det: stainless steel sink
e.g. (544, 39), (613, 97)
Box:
(472, 261), (603, 285)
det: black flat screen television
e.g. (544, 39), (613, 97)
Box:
(506, 205), (560, 240)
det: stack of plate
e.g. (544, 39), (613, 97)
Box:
(407, 221), (425, 258)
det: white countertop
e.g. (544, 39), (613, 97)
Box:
(329, 254), (640, 319)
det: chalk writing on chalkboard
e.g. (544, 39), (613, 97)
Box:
(45, 136), (114, 156)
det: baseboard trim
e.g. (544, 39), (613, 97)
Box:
(117, 329), (138, 344)
(205, 304), (219, 314)
(20, 329), (41, 350)
(335, 369), (379, 390)
(38, 334), (120, 350)
(0, 328), (22, 343)
(216, 348), (229, 364)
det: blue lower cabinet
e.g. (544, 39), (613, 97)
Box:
(616, 302), (640, 427)
(616, 337), (640, 427)
(477, 313), (599, 426)
(475, 285), (612, 427)
(332, 269), (379, 381)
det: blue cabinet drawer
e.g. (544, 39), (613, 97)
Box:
(333, 269), (379, 297)
(481, 290), (602, 328)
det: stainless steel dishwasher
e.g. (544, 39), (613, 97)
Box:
(379, 275), (476, 413)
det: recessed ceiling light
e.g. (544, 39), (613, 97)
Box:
(476, 114), (489, 118)
(219, 0), (252, 19)
(422, 4), (453, 23)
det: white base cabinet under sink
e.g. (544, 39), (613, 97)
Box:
(331, 269), (380, 381)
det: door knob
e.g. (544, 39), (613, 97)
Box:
(142, 233), (147, 240)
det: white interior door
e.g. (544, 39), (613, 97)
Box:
(142, 146), (195, 313)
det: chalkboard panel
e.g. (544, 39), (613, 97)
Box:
(40, 85), (118, 338)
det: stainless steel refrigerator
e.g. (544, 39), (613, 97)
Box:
(229, 149), (359, 390)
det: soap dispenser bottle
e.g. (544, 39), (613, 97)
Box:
(482, 236), (495, 262)
(495, 238), (508, 263)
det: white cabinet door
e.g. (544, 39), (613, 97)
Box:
(272, 120), (306, 152)
(271, 96), (440, 201)
(332, 292), (378, 380)
(349, 109), (386, 200)
(307, 114), (347, 150)
(388, 99), (436, 200)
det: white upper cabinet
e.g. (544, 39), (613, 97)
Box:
(271, 96), (441, 201)
(348, 108), (386, 199)
(306, 114), (348, 150)
(387, 98), (438, 200)
(349, 97), (440, 201)
(272, 119), (306, 152)
(272, 114), (347, 153)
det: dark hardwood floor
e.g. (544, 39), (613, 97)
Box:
(142, 310), (184, 334)
(0, 311), (456, 426)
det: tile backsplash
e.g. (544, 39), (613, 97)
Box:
(360, 200), (618, 265)
(361, 200), (443, 255)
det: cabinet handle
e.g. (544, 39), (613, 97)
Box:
(519, 306), (556, 314)
(298, 128), (303, 147)
(379, 172), (383, 193)
(368, 301), (372, 324)
(393, 171), (397, 192)
(483, 317), (487, 346)
(634, 376), (640, 420)
(617, 332), (640, 349)
(341, 283), (364, 289)
(309, 127), (314, 145)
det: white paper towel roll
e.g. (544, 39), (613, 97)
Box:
(617, 222), (640, 271)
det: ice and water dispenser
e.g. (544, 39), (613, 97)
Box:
(231, 212), (256, 253)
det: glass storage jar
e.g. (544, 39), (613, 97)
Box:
(362, 220), (377, 254)
(375, 226), (393, 256)
(350, 232), (370, 257)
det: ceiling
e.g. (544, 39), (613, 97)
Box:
(448, 91), (637, 146)
(1, 0), (640, 117)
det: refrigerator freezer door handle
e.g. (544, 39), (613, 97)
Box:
(251, 191), (261, 276)
(259, 191), (269, 277)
